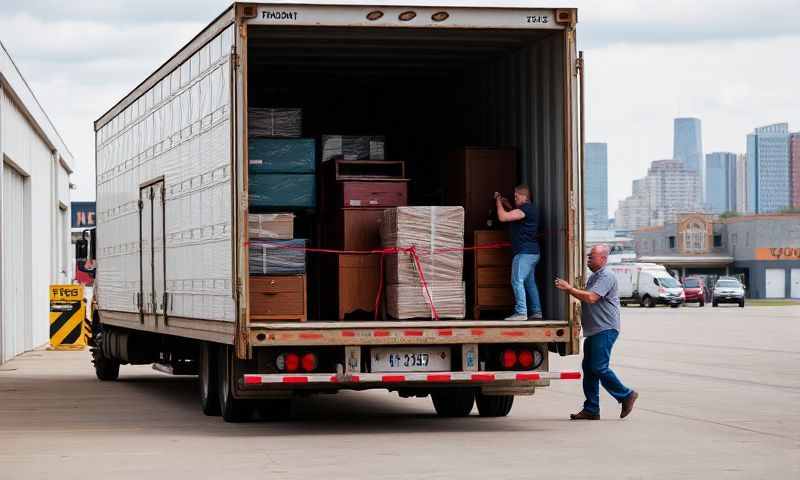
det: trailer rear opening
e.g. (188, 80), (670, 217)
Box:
(92, 3), (585, 422)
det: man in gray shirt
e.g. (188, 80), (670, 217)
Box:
(555, 245), (638, 420)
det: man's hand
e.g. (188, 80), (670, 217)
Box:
(554, 277), (572, 291)
(493, 191), (502, 200)
(500, 197), (513, 211)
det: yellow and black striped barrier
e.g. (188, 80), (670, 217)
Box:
(49, 284), (87, 350)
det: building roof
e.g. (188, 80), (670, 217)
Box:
(0, 41), (74, 172)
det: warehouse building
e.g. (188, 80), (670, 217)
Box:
(1, 41), (74, 363)
(633, 213), (800, 299)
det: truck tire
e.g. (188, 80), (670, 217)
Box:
(475, 393), (514, 417)
(641, 296), (655, 308)
(199, 342), (220, 416)
(93, 353), (120, 381)
(739, 300), (745, 308)
(431, 388), (475, 417)
(217, 345), (251, 422)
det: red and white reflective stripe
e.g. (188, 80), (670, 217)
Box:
(242, 370), (581, 385)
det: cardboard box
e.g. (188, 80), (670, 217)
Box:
(248, 213), (294, 240)
(385, 282), (466, 319)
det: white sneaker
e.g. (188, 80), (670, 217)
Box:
(528, 313), (543, 320)
(504, 313), (528, 321)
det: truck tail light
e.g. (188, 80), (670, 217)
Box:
(285, 353), (300, 373)
(518, 350), (534, 369)
(501, 349), (517, 369)
(301, 353), (318, 372)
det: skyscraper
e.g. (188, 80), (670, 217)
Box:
(615, 159), (703, 231)
(705, 152), (737, 213)
(584, 142), (609, 230)
(673, 118), (704, 198)
(791, 132), (800, 209)
(735, 153), (747, 213)
(746, 123), (791, 213)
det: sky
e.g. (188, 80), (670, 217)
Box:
(1, 0), (798, 218)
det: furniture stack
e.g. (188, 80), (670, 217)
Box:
(472, 230), (514, 319)
(248, 108), (316, 210)
(380, 206), (466, 319)
(247, 213), (307, 321)
(320, 155), (408, 320)
(445, 147), (518, 318)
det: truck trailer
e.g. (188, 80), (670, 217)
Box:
(91, 2), (586, 422)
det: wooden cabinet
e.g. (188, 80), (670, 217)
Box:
(250, 275), (307, 321)
(340, 181), (408, 208)
(473, 230), (514, 319)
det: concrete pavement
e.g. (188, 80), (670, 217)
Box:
(1, 305), (798, 479)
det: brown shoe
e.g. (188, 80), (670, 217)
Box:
(570, 410), (600, 420)
(620, 391), (639, 419)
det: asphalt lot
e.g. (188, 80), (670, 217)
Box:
(1, 305), (798, 479)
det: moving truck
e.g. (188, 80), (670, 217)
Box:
(90, 3), (586, 422)
(609, 263), (685, 308)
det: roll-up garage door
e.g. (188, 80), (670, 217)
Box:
(765, 268), (786, 299)
(2, 162), (30, 362)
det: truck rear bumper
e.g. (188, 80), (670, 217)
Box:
(242, 370), (581, 386)
(249, 320), (571, 347)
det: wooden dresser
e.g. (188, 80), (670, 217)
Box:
(473, 230), (514, 319)
(250, 275), (307, 321)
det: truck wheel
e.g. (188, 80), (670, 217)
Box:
(642, 296), (655, 308)
(91, 326), (119, 381)
(475, 393), (514, 417)
(217, 345), (251, 422)
(431, 388), (475, 417)
(739, 300), (745, 308)
(199, 342), (220, 416)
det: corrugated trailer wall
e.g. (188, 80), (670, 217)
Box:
(95, 24), (238, 333)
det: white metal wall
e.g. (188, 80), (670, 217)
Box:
(95, 25), (236, 322)
(2, 162), (30, 362)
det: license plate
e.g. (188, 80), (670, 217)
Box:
(371, 347), (451, 372)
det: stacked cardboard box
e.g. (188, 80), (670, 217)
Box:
(248, 213), (294, 240)
(321, 135), (386, 162)
(248, 108), (302, 138)
(380, 206), (465, 319)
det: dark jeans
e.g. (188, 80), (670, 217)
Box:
(582, 329), (632, 415)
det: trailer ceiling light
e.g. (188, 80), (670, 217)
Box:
(366, 10), (384, 21)
(431, 12), (449, 22)
(398, 11), (417, 21)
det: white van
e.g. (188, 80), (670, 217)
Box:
(608, 263), (685, 308)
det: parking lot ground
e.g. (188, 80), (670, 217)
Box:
(1, 305), (798, 479)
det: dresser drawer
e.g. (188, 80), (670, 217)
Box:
(250, 275), (303, 294)
(340, 181), (407, 208)
(250, 295), (305, 316)
(477, 286), (515, 307)
(477, 266), (511, 285)
(476, 248), (512, 267)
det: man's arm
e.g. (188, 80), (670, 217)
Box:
(494, 194), (525, 222)
(554, 278), (601, 304)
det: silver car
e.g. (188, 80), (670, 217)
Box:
(712, 278), (745, 307)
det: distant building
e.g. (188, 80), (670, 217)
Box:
(705, 152), (737, 213)
(615, 159), (703, 231)
(584, 143), (608, 230)
(791, 133), (800, 209)
(735, 153), (747, 213)
(1, 41), (75, 364)
(746, 123), (791, 213)
(633, 213), (800, 299)
(674, 118), (704, 198)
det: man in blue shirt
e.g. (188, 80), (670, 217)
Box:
(555, 245), (639, 420)
(495, 185), (542, 320)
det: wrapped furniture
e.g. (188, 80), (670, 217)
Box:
(248, 108), (302, 138)
(322, 135), (386, 162)
(248, 239), (307, 275)
(248, 213), (294, 240)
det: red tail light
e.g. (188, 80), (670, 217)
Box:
(518, 350), (534, 369)
(501, 349), (517, 369)
(301, 353), (318, 372)
(285, 353), (300, 372)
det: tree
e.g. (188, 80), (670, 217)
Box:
(719, 211), (741, 219)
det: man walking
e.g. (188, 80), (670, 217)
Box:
(555, 245), (638, 420)
(495, 185), (542, 320)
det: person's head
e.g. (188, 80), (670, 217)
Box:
(587, 244), (610, 272)
(513, 185), (531, 207)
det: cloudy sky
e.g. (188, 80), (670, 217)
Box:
(1, 0), (798, 218)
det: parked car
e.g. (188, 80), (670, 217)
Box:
(712, 278), (745, 307)
(682, 276), (706, 307)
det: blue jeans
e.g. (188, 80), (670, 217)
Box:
(511, 253), (541, 316)
(582, 329), (632, 415)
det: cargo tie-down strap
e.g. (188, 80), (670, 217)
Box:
(242, 241), (512, 321)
